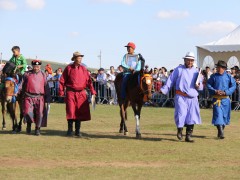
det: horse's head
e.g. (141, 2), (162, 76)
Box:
(140, 69), (153, 101)
(4, 77), (16, 103)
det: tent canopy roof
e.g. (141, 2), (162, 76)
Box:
(197, 25), (240, 52)
(197, 45), (240, 53)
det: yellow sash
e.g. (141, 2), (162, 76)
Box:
(213, 95), (228, 107)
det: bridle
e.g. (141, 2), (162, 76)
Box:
(4, 75), (19, 103)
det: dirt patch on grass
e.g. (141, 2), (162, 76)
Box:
(1, 156), (239, 169)
(0, 157), (168, 168)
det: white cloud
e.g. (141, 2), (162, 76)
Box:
(92, 0), (135, 5)
(25, 0), (45, 9)
(157, 10), (189, 19)
(0, 0), (17, 10)
(188, 21), (238, 36)
(70, 32), (80, 37)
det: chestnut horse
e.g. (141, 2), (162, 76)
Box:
(1, 74), (24, 133)
(114, 69), (153, 138)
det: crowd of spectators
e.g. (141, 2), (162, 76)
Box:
(44, 64), (64, 102)
(33, 62), (240, 109)
(87, 64), (240, 110)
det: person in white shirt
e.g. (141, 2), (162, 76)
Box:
(152, 68), (159, 80)
(159, 67), (168, 85)
(45, 70), (54, 89)
(206, 66), (212, 79)
(97, 68), (107, 103)
(117, 65), (124, 73)
(107, 66), (117, 105)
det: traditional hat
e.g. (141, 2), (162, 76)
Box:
(71, 51), (84, 61)
(31, 60), (42, 65)
(125, 42), (136, 49)
(183, 52), (195, 60)
(215, 60), (227, 68)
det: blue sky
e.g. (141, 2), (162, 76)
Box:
(0, 0), (239, 70)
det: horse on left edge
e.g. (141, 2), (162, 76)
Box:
(0, 63), (24, 133)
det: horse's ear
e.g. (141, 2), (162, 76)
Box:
(149, 68), (153, 74)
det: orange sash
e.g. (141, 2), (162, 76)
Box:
(176, 90), (188, 97)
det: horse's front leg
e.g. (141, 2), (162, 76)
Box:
(12, 102), (19, 133)
(137, 103), (143, 138)
(2, 101), (6, 130)
(132, 102), (141, 139)
(8, 103), (17, 133)
(17, 101), (23, 132)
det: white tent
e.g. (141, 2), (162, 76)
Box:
(197, 25), (240, 69)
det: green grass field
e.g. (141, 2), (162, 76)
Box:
(0, 104), (240, 180)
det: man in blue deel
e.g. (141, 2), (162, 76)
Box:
(207, 60), (236, 139)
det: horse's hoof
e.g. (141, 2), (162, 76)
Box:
(12, 130), (17, 134)
(17, 127), (22, 133)
(136, 134), (141, 139)
(2, 127), (7, 130)
(119, 129), (123, 133)
(124, 131), (129, 136)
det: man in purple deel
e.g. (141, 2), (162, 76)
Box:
(160, 52), (202, 142)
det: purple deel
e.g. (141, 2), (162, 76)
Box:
(161, 65), (202, 128)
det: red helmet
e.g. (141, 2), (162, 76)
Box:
(125, 42), (136, 49)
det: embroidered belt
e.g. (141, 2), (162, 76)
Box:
(213, 95), (228, 107)
(176, 90), (188, 97)
(25, 92), (44, 98)
(66, 87), (84, 92)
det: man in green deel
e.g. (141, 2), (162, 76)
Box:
(9, 46), (27, 75)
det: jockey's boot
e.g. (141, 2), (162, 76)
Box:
(177, 128), (183, 140)
(75, 120), (81, 137)
(26, 123), (31, 134)
(67, 120), (73, 136)
(185, 125), (194, 142)
(35, 127), (40, 136)
(217, 125), (224, 139)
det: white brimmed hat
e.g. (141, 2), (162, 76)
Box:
(183, 52), (195, 60)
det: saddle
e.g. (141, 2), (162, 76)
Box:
(128, 72), (141, 88)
